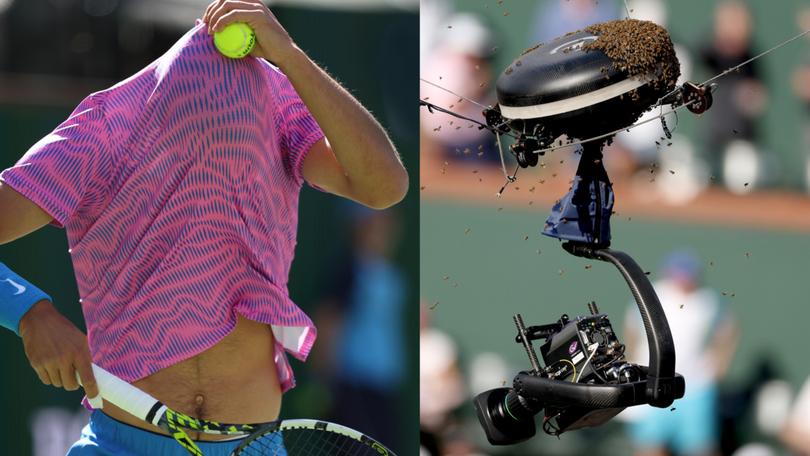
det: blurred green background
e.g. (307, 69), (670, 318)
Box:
(422, 201), (810, 388)
(0, 1), (418, 455)
(421, 201), (810, 454)
(420, 0), (810, 455)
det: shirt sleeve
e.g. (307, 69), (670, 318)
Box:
(0, 94), (113, 228)
(268, 65), (325, 185)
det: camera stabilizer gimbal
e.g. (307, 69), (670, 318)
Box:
(469, 24), (711, 444)
(473, 241), (686, 443)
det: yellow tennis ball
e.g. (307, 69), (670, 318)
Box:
(213, 22), (256, 59)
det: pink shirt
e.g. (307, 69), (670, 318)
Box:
(0, 23), (324, 392)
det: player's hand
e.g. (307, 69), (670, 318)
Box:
(203, 0), (299, 65)
(18, 300), (99, 398)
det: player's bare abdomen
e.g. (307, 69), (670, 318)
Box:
(101, 315), (282, 441)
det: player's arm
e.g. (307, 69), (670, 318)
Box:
(203, 1), (409, 209)
(0, 181), (99, 398)
(0, 182), (51, 244)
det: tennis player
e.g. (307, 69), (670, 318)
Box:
(0, 1), (408, 454)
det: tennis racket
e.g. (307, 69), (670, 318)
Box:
(78, 363), (395, 456)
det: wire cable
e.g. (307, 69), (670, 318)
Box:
(420, 78), (491, 109)
(575, 344), (599, 382)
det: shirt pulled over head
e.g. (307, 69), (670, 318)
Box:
(0, 22), (325, 392)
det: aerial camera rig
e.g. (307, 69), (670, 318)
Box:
(472, 26), (714, 444)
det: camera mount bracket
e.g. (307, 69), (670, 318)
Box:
(474, 242), (685, 444)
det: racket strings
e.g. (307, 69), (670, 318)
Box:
(235, 428), (387, 456)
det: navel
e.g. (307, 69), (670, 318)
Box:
(192, 393), (207, 420)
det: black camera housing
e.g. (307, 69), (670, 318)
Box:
(474, 246), (685, 445)
(539, 313), (622, 383)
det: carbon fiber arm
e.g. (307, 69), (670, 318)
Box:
(562, 242), (679, 407)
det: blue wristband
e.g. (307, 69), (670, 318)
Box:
(0, 262), (51, 336)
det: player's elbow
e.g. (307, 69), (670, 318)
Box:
(359, 166), (409, 210)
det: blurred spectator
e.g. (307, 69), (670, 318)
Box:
(314, 206), (406, 450)
(792, 6), (810, 193)
(699, 0), (769, 193)
(609, 0), (709, 204)
(780, 376), (810, 454)
(623, 250), (739, 456)
(420, 0), (454, 68)
(730, 444), (778, 456)
(613, 0), (681, 171)
(420, 12), (500, 166)
(714, 354), (786, 455)
(420, 303), (475, 456)
(529, 0), (619, 44)
(780, 381), (810, 454)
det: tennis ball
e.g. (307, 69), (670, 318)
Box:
(213, 22), (256, 59)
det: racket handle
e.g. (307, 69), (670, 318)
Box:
(76, 363), (164, 423)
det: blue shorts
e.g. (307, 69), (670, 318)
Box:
(628, 385), (718, 455)
(67, 410), (282, 456)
